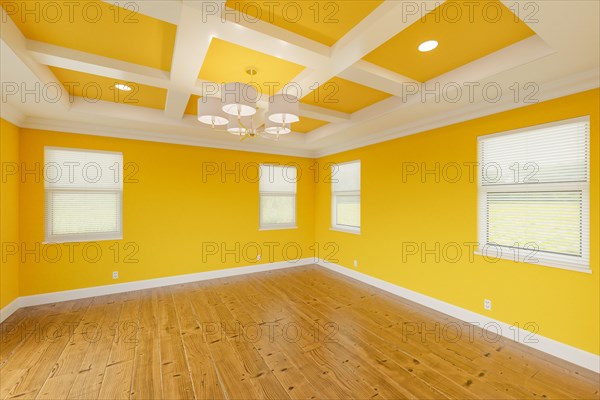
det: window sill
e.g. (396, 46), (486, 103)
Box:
(473, 251), (591, 274)
(330, 227), (360, 235)
(259, 226), (298, 231)
(43, 236), (123, 244)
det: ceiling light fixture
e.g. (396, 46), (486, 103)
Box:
(114, 83), (132, 91)
(268, 94), (300, 124)
(418, 40), (438, 52)
(197, 67), (299, 141)
(227, 115), (253, 135)
(265, 114), (291, 135)
(197, 97), (228, 126)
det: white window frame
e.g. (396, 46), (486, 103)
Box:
(259, 164), (297, 231)
(331, 160), (361, 234)
(476, 117), (590, 273)
(44, 147), (123, 243)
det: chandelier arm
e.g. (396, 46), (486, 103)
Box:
(208, 127), (231, 134)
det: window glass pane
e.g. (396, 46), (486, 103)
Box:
(336, 195), (360, 228)
(487, 191), (582, 257)
(49, 191), (120, 235)
(260, 195), (295, 226)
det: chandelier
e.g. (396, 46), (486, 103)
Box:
(197, 68), (300, 140)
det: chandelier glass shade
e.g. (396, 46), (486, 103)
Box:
(227, 115), (253, 135)
(267, 94), (300, 124)
(221, 82), (258, 117)
(197, 81), (299, 137)
(264, 114), (291, 134)
(197, 97), (229, 126)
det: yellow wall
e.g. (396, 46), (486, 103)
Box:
(315, 89), (599, 355)
(0, 119), (20, 309)
(3, 89), (599, 357)
(17, 129), (315, 296)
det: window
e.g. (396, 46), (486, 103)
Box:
(478, 117), (590, 271)
(332, 160), (360, 233)
(45, 147), (123, 243)
(259, 164), (297, 229)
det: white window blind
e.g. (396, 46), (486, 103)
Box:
(259, 164), (297, 229)
(332, 161), (360, 233)
(478, 118), (590, 271)
(45, 147), (123, 243)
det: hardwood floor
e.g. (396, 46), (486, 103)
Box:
(1, 265), (599, 399)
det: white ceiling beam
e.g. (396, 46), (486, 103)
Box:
(298, 104), (350, 124)
(102, 0), (425, 99)
(27, 40), (171, 88)
(12, 35), (347, 123)
(101, 0), (182, 25)
(306, 34), (557, 144)
(0, 8), (71, 110)
(289, 0), (438, 98)
(338, 60), (416, 97)
(432, 35), (555, 86)
(215, 8), (331, 69)
(164, 1), (222, 119)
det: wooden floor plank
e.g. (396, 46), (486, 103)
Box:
(1, 301), (88, 368)
(214, 281), (323, 400)
(0, 265), (597, 400)
(250, 271), (452, 399)
(97, 291), (143, 400)
(65, 294), (126, 400)
(35, 295), (125, 400)
(0, 299), (92, 400)
(129, 289), (162, 400)
(188, 284), (284, 400)
(156, 287), (195, 400)
(170, 286), (226, 400)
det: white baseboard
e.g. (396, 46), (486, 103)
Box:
(0, 298), (22, 324)
(0, 258), (315, 323)
(317, 259), (600, 374)
(2, 258), (598, 374)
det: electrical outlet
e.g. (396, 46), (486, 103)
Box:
(256, 254), (261, 261)
(484, 299), (492, 311)
(353, 260), (358, 268)
(112, 271), (119, 280)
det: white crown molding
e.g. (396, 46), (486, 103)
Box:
(317, 260), (600, 374)
(8, 71), (598, 159)
(313, 69), (600, 158)
(0, 101), (26, 127)
(20, 116), (317, 158)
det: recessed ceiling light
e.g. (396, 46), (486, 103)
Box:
(115, 83), (132, 91)
(418, 40), (438, 52)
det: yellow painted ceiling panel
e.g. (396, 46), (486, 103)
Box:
(225, 0), (383, 46)
(363, 0), (535, 82)
(185, 95), (202, 116)
(301, 77), (391, 113)
(2, 0), (176, 71)
(51, 67), (167, 109)
(292, 117), (329, 133)
(199, 38), (305, 94)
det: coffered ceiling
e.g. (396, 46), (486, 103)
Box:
(1, 0), (598, 157)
